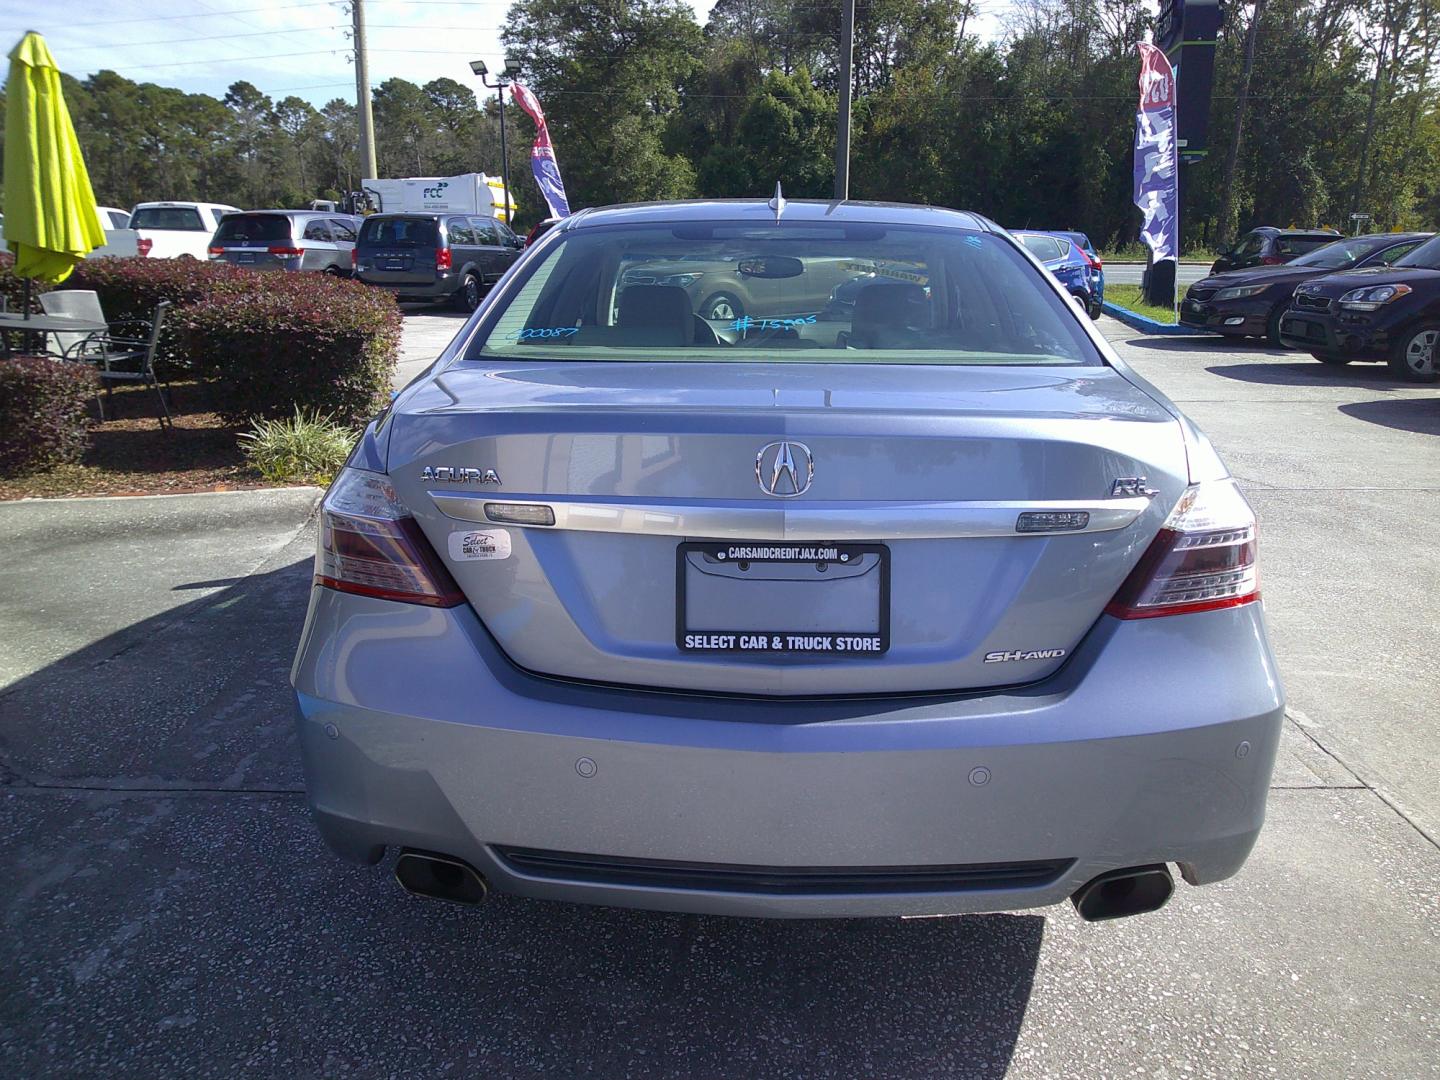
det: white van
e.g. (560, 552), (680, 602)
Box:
(129, 201), (241, 259)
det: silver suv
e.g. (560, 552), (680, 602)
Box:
(207, 211), (361, 275)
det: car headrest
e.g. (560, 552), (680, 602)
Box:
(852, 283), (928, 327)
(617, 285), (693, 344)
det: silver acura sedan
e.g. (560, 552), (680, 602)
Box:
(292, 199), (1284, 922)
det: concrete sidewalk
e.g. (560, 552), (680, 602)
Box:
(395, 306), (468, 390)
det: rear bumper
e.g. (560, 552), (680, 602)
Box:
(292, 589), (1284, 918)
(356, 272), (457, 300)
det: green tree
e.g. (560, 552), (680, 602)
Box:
(504, 0), (705, 206)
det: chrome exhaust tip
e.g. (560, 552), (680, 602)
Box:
(394, 849), (489, 906)
(1071, 864), (1174, 922)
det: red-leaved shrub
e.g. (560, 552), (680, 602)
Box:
(67, 258), (254, 375)
(0, 252), (52, 315)
(0, 356), (97, 476)
(175, 271), (400, 427)
(68, 257), (250, 323)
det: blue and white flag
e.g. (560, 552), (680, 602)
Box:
(511, 83), (571, 219)
(1133, 43), (1178, 262)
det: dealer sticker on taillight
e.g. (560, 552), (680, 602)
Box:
(448, 529), (511, 561)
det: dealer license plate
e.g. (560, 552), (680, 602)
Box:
(676, 541), (889, 656)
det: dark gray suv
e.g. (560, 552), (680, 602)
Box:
(354, 213), (523, 310)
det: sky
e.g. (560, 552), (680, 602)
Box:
(0, 0), (1011, 108)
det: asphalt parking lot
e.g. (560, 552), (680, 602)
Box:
(2, 316), (1437, 1077)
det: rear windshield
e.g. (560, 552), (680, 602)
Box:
(359, 217), (438, 246)
(130, 207), (205, 231)
(465, 222), (1100, 367)
(1275, 235), (1337, 256)
(1016, 234), (1066, 262)
(1394, 235), (1440, 270)
(1290, 236), (1392, 269)
(213, 215), (293, 243)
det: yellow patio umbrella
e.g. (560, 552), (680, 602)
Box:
(3, 30), (105, 289)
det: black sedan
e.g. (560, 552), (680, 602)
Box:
(1181, 233), (1431, 345)
(1278, 233), (1440, 382)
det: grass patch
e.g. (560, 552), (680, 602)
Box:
(239, 409), (355, 485)
(1099, 242), (1218, 263)
(1106, 284), (1178, 324)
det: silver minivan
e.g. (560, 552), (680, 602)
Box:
(207, 210), (360, 274)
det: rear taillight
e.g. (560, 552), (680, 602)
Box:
(207, 246), (223, 257)
(136, 238), (153, 257)
(436, 247), (452, 271)
(316, 468), (463, 607)
(350, 248), (357, 268)
(1079, 248), (1100, 270)
(268, 245), (303, 257)
(1105, 479), (1258, 619)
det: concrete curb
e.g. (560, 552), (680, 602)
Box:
(0, 485), (324, 505)
(1101, 301), (1197, 336)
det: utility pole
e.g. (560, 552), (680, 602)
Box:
(351, 0), (378, 182)
(834, 0), (854, 200)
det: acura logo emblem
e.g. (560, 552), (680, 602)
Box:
(755, 440), (814, 498)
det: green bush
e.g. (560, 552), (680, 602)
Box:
(239, 409), (355, 484)
(176, 271), (400, 427)
(0, 356), (97, 476)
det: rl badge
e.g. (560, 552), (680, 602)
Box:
(448, 529), (512, 561)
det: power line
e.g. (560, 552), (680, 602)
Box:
(111, 49), (345, 72)
(25, 1), (337, 28)
(272, 81), (357, 92)
(50, 25), (346, 51)
(367, 23), (505, 30)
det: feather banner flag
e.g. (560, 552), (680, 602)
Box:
(1133, 42), (1178, 263)
(510, 83), (570, 219)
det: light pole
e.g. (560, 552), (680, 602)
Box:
(470, 57), (523, 226)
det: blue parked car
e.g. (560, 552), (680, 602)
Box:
(1048, 230), (1105, 315)
(1014, 231), (1103, 318)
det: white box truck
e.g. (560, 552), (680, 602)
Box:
(360, 173), (515, 219)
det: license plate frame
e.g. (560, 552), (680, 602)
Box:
(675, 541), (890, 657)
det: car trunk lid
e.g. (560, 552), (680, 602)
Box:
(387, 361), (1187, 696)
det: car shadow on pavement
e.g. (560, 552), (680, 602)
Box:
(0, 555), (314, 790)
(399, 303), (471, 319)
(367, 891), (1046, 1076)
(1203, 361), (1405, 389)
(1117, 335), (1253, 352)
(0, 550), (1045, 1077)
(1338, 398), (1440, 436)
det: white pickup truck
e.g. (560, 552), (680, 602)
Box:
(129, 201), (241, 259)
